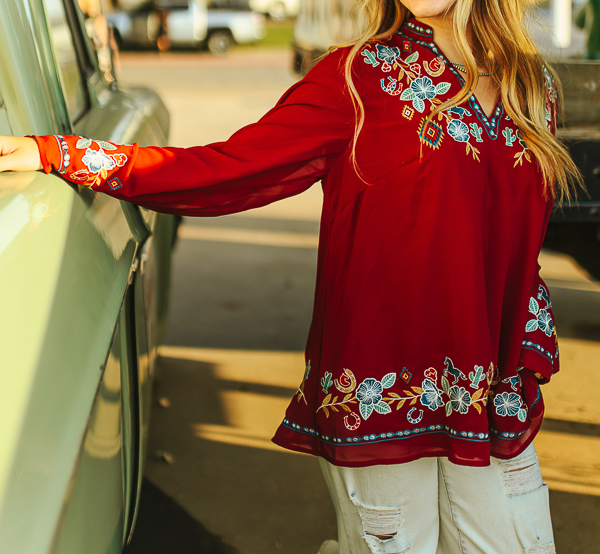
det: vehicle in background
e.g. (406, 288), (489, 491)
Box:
(106, 0), (266, 54)
(292, 0), (360, 75)
(292, 0), (600, 281)
(249, 0), (300, 20)
(0, 0), (178, 552)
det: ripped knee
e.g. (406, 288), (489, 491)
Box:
(500, 453), (545, 497)
(525, 541), (556, 554)
(349, 493), (409, 554)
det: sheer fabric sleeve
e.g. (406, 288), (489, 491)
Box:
(517, 67), (561, 382)
(517, 267), (559, 382)
(32, 48), (355, 217)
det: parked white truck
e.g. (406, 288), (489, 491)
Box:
(106, 0), (266, 54)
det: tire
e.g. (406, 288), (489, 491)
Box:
(207, 30), (233, 55)
(267, 1), (287, 20)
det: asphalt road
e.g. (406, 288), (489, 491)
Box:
(119, 49), (600, 554)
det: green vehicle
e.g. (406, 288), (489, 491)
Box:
(0, 0), (178, 553)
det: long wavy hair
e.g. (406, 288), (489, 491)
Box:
(336, 0), (582, 202)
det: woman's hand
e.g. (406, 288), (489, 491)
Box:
(0, 136), (43, 172)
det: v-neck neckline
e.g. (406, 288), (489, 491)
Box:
(399, 19), (503, 130)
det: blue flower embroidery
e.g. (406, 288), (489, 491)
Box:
(82, 147), (116, 173)
(537, 309), (554, 337)
(356, 378), (383, 406)
(449, 386), (471, 414)
(447, 119), (470, 143)
(525, 296), (554, 337)
(494, 392), (522, 417)
(356, 378), (390, 420)
(376, 44), (401, 64)
(410, 77), (436, 100)
(420, 378), (444, 411)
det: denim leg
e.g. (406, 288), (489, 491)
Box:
(318, 457), (439, 554)
(437, 444), (555, 554)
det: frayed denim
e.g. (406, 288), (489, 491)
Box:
(319, 444), (555, 554)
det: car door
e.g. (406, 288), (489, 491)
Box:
(0, 1), (175, 553)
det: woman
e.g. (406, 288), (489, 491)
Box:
(0, 0), (581, 552)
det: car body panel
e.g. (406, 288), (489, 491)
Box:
(0, 173), (138, 553)
(0, 0), (177, 552)
(207, 10), (266, 43)
(166, 0), (208, 43)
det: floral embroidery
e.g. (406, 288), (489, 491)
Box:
(400, 76), (450, 113)
(420, 378), (444, 411)
(317, 357), (492, 422)
(447, 119), (469, 142)
(424, 367), (437, 381)
(61, 136), (129, 188)
(357, 377), (394, 419)
(376, 44), (401, 65)
(449, 386), (471, 414)
(82, 147), (117, 174)
(362, 40), (486, 160)
(494, 392), (527, 422)
(398, 24), (506, 140)
(525, 285), (554, 337)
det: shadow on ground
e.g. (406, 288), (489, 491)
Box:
(124, 479), (237, 554)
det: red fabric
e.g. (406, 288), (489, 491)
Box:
(33, 19), (560, 467)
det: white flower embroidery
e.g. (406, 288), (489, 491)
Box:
(82, 147), (116, 174)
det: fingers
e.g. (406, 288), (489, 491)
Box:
(0, 136), (42, 173)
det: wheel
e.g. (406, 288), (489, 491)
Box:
(267, 0), (287, 20)
(207, 30), (233, 55)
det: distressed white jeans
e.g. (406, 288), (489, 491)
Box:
(319, 444), (555, 554)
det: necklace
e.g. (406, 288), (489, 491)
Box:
(450, 62), (494, 77)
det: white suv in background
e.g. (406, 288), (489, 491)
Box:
(249, 0), (300, 20)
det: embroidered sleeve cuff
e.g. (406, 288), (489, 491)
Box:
(28, 135), (133, 190)
(518, 275), (559, 383)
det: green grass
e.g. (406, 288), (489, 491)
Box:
(237, 19), (295, 49)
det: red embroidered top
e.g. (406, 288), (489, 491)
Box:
(33, 20), (559, 467)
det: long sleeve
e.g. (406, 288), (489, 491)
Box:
(516, 67), (561, 382)
(32, 48), (355, 217)
(518, 268), (559, 382)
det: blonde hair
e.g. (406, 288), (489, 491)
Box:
(336, 0), (582, 202)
